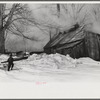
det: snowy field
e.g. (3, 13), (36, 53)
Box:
(0, 53), (100, 82)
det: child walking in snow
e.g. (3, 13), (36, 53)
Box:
(7, 53), (14, 71)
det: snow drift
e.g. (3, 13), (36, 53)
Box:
(0, 53), (100, 82)
(27, 53), (81, 69)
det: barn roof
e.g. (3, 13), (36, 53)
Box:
(44, 24), (85, 49)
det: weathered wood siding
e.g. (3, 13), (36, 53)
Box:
(44, 31), (100, 61)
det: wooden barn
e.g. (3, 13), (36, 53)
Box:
(44, 24), (100, 61)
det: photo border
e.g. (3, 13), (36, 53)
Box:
(0, 0), (100, 99)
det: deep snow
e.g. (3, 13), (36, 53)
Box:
(0, 53), (100, 82)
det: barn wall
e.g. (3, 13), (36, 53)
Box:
(44, 31), (100, 61)
(64, 32), (100, 60)
(84, 31), (100, 60)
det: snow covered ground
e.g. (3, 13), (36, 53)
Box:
(0, 53), (100, 82)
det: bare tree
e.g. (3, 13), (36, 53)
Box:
(0, 3), (41, 53)
(61, 4), (88, 27)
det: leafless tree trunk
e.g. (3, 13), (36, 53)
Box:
(57, 4), (60, 18)
(0, 4), (5, 53)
